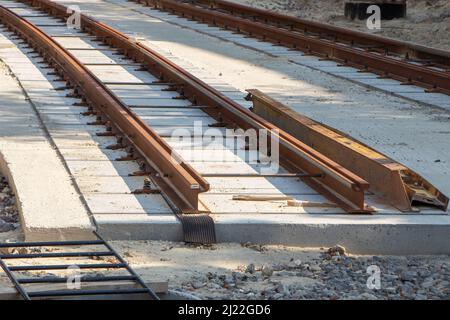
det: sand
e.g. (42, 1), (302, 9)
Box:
(230, 0), (450, 51)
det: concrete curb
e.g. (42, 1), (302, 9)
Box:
(96, 213), (450, 255)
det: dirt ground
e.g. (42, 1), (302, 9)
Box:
(1, 239), (448, 300)
(110, 241), (450, 300)
(230, 0), (450, 51)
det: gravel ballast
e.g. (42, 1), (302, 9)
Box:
(0, 176), (19, 233)
(109, 241), (450, 300)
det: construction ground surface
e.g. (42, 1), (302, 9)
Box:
(0, 0), (449, 300)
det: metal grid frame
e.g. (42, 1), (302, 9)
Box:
(0, 232), (159, 300)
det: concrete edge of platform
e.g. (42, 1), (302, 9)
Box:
(96, 213), (450, 255)
(96, 217), (184, 242)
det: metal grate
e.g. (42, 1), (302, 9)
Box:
(0, 232), (159, 300)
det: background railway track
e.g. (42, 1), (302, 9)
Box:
(130, 0), (450, 101)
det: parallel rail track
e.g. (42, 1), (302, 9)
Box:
(132, 0), (450, 95)
(0, 0), (368, 244)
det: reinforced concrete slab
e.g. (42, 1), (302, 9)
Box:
(0, 63), (94, 241)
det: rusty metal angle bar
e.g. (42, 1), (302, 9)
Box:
(247, 89), (449, 212)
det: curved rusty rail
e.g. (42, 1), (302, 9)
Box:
(16, 0), (372, 213)
(133, 0), (450, 95)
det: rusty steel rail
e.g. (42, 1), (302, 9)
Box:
(18, 0), (373, 213)
(133, 0), (450, 95)
(0, 4), (210, 215)
(247, 89), (449, 212)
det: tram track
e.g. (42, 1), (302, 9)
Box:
(3, 0), (367, 242)
(0, 0), (449, 301)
